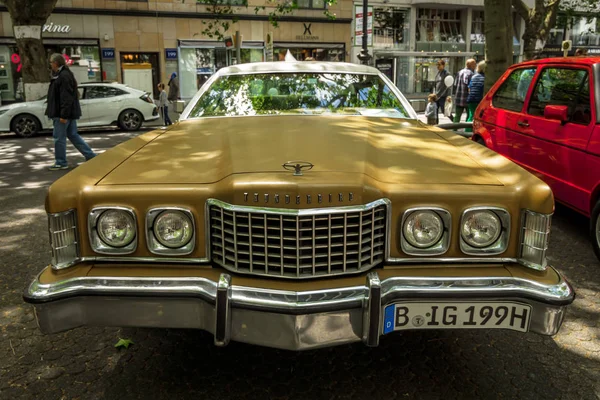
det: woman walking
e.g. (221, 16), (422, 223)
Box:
(466, 61), (486, 131)
(158, 83), (172, 126)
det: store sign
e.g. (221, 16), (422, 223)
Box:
(354, 6), (373, 46)
(102, 48), (115, 60)
(165, 49), (178, 60)
(296, 23), (319, 41)
(43, 23), (71, 34)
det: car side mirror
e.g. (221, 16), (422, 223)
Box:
(544, 105), (568, 124)
(174, 100), (185, 114)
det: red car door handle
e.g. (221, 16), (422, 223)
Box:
(517, 121), (530, 127)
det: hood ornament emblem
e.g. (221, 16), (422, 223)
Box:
(282, 161), (314, 176)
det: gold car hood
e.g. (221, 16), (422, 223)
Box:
(98, 116), (503, 186)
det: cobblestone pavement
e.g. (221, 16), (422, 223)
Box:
(0, 129), (599, 400)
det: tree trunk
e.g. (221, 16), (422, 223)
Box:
(2, 0), (58, 100)
(484, 0), (513, 92)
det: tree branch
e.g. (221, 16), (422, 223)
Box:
(512, 0), (530, 21)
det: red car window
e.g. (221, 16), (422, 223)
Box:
(527, 67), (591, 125)
(492, 68), (537, 112)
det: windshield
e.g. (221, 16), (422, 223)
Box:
(188, 73), (410, 118)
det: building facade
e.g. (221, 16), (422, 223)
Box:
(0, 0), (353, 102)
(351, 0), (524, 100)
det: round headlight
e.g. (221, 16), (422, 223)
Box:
(154, 210), (193, 248)
(97, 210), (136, 248)
(403, 211), (444, 248)
(461, 210), (501, 248)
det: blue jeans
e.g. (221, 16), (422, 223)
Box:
(161, 106), (172, 125)
(53, 118), (96, 166)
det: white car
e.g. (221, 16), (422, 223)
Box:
(0, 82), (160, 137)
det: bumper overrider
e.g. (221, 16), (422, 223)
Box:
(24, 267), (574, 350)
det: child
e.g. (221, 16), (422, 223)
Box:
(426, 94), (438, 125)
(158, 83), (172, 126)
(444, 95), (454, 121)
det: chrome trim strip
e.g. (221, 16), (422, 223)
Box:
(400, 207), (452, 256)
(206, 198), (390, 216)
(364, 272), (381, 347)
(26, 268), (574, 308)
(88, 206), (138, 255)
(70, 255), (520, 266)
(459, 206), (511, 256)
(145, 207), (196, 256)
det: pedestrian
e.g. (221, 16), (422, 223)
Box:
(167, 72), (179, 102)
(466, 61), (486, 132)
(426, 94), (438, 126)
(453, 58), (476, 123)
(434, 59), (450, 124)
(45, 53), (96, 171)
(158, 83), (172, 126)
(444, 96), (454, 121)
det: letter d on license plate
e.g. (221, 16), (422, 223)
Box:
(383, 302), (531, 334)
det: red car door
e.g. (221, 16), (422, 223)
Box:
(511, 65), (595, 213)
(476, 67), (537, 159)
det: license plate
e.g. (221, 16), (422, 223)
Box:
(383, 302), (532, 334)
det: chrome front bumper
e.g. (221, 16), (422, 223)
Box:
(24, 268), (575, 350)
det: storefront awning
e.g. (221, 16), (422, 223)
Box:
(274, 42), (344, 49)
(179, 39), (264, 48)
(0, 37), (99, 46)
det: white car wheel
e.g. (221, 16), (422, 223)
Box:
(12, 114), (41, 138)
(118, 110), (143, 131)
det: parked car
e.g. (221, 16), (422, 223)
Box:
(0, 82), (159, 137)
(24, 62), (574, 350)
(472, 57), (600, 260)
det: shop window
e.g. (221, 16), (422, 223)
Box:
(416, 8), (464, 43)
(373, 7), (410, 49)
(274, 47), (343, 61)
(296, 0), (325, 9)
(471, 10), (484, 44)
(572, 16), (600, 46)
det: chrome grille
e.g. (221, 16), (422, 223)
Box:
(208, 199), (388, 278)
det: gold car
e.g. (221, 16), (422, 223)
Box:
(25, 62), (574, 350)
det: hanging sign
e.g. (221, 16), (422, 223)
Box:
(354, 6), (373, 46)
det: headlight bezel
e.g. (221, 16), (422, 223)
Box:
(146, 207), (195, 255)
(400, 207), (451, 256)
(460, 207), (510, 255)
(88, 206), (138, 254)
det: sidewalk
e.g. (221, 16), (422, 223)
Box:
(416, 112), (454, 125)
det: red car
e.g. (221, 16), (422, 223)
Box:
(472, 57), (600, 259)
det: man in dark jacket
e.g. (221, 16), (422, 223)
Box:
(45, 53), (96, 170)
(434, 59), (450, 124)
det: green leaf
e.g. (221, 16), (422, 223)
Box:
(114, 338), (134, 349)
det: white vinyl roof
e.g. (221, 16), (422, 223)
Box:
(216, 62), (381, 76)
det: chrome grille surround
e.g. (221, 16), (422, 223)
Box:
(207, 198), (389, 279)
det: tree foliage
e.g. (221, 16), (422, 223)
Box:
(198, 0), (337, 40)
